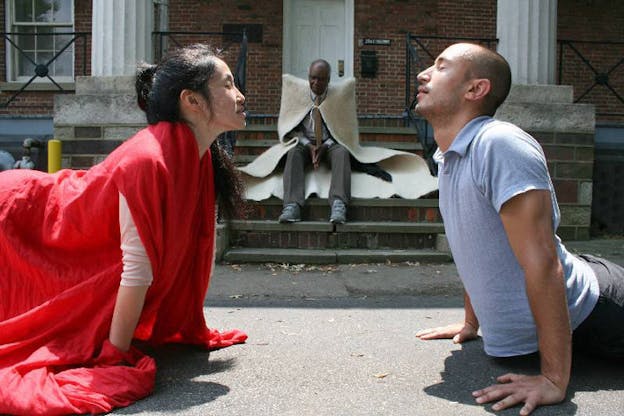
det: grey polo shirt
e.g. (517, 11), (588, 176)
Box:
(435, 116), (599, 357)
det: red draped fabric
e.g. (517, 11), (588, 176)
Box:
(0, 122), (246, 415)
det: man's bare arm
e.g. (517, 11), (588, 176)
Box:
(416, 290), (479, 343)
(473, 189), (570, 415)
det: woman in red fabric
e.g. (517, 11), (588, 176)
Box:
(0, 44), (248, 414)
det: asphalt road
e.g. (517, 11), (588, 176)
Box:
(111, 239), (624, 415)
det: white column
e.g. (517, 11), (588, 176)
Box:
(91, 0), (153, 76)
(496, 0), (557, 85)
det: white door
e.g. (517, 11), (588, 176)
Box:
(283, 0), (353, 80)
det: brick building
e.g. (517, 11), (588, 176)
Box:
(1, 0), (623, 242)
(2, 1), (622, 120)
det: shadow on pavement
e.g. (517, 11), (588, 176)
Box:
(114, 345), (236, 414)
(205, 294), (465, 309)
(425, 339), (624, 415)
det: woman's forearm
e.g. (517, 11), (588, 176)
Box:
(109, 284), (149, 351)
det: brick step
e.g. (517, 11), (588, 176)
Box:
(222, 247), (452, 264)
(232, 124), (425, 165)
(226, 220), (445, 250)
(241, 197), (441, 222)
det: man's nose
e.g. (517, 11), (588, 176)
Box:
(417, 66), (432, 82)
(235, 86), (245, 102)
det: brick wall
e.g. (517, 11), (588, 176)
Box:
(168, 0), (284, 115)
(2, 0), (622, 122)
(537, 131), (594, 240)
(74, 0), (92, 76)
(166, 0), (498, 116)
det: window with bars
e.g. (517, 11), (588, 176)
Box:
(5, 0), (74, 82)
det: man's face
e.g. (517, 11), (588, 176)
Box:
(308, 63), (330, 96)
(414, 43), (473, 119)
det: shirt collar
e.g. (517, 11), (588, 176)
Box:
(311, 89), (328, 104)
(446, 116), (492, 157)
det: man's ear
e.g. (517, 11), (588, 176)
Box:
(465, 79), (491, 103)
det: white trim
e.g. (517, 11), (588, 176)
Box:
(283, 0), (354, 78)
(344, 0), (354, 78)
(282, 0), (291, 74)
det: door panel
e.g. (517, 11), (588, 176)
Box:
(288, 0), (346, 80)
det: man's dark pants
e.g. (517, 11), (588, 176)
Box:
(282, 142), (351, 207)
(573, 254), (624, 360)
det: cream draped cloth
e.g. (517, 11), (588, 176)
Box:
(238, 74), (438, 200)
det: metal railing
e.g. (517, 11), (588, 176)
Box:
(1, 30), (249, 110)
(405, 34), (624, 121)
(1, 32), (90, 107)
(558, 39), (624, 118)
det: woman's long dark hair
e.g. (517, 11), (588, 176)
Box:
(135, 44), (246, 220)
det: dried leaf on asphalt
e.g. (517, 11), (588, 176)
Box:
(374, 373), (390, 379)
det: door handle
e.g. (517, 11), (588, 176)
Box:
(338, 59), (344, 77)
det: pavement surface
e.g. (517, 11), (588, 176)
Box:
(112, 238), (624, 416)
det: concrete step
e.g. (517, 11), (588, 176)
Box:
(222, 247), (452, 264)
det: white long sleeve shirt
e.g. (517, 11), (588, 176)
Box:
(119, 193), (153, 286)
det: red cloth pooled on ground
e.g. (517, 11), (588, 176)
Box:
(0, 121), (247, 415)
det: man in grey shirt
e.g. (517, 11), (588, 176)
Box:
(414, 43), (624, 415)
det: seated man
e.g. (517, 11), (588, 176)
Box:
(279, 59), (350, 224)
(238, 63), (438, 219)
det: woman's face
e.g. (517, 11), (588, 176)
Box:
(203, 59), (246, 133)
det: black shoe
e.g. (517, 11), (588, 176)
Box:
(329, 200), (347, 224)
(279, 203), (301, 223)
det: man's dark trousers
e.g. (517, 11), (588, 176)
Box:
(282, 142), (351, 207)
